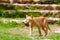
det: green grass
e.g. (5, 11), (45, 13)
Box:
(0, 22), (32, 40)
(56, 20), (60, 25)
(33, 33), (60, 40)
(0, 33), (32, 40)
(0, 21), (60, 40)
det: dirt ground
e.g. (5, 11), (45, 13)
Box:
(7, 24), (60, 37)
(50, 24), (60, 33)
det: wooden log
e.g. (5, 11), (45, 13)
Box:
(0, 0), (10, 3)
(44, 5), (54, 10)
(56, 6), (60, 10)
(0, 3), (60, 7)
